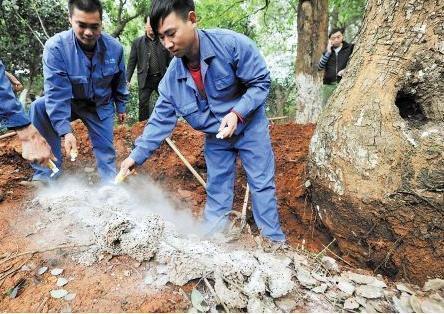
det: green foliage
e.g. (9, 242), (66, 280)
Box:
(329, 0), (366, 29)
(0, 0), (67, 87)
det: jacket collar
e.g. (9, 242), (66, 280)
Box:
(176, 29), (216, 80)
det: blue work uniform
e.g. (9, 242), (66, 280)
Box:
(30, 30), (129, 183)
(0, 60), (30, 129)
(130, 29), (285, 242)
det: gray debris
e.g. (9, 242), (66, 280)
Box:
(296, 268), (318, 288)
(420, 293), (444, 313)
(275, 296), (297, 312)
(312, 271), (329, 283)
(343, 297), (360, 310)
(64, 293), (76, 301)
(423, 278), (444, 292)
(50, 268), (64, 276)
(409, 294), (422, 313)
(337, 280), (355, 296)
(392, 293), (414, 313)
(50, 289), (69, 299)
(37, 266), (48, 275)
(344, 271), (387, 288)
(396, 282), (415, 295)
(244, 269), (266, 296)
(356, 285), (384, 299)
(321, 256), (340, 273)
(247, 295), (281, 313)
(56, 277), (68, 287)
(312, 283), (328, 294)
(214, 272), (247, 309)
(144, 273), (156, 285)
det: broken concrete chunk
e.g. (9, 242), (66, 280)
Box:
(50, 268), (64, 276)
(50, 289), (68, 299)
(396, 282), (415, 295)
(312, 283), (328, 294)
(355, 285), (383, 299)
(343, 297), (360, 310)
(409, 294), (422, 313)
(37, 267), (48, 275)
(56, 277), (68, 287)
(344, 271), (387, 287)
(423, 278), (444, 292)
(337, 280), (355, 296)
(214, 272), (247, 309)
(393, 292), (414, 313)
(321, 256), (340, 273)
(244, 269), (266, 296)
(296, 268), (318, 288)
(274, 296), (297, 312)
(420, 294), (444, 313)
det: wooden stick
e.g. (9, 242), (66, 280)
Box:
(0, 131), (17, 140)
(0, 243), (93, 265)
(314, 238), (336, 260)
(240, 184), (250, 228)
(268, 116), (288, 121)
(165, 137), (206, 188)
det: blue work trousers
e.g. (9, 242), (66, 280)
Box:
(203, 115), (285, 242)
(30, 97), (116, 183)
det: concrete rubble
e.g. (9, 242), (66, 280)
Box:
(32, 182), (444, 312)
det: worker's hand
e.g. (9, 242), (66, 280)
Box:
(6, 71), (23, 92)
(118, 112), (126, 124)
(327, 40), (332, 54)
(337, 69), (345, 77)
(119, 157), (135, 178)
(16, 124), (54, 165)
(217, 112), (238, 139)
(63, 133), (77, 159)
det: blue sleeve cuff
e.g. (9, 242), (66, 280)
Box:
(54, 122), (72, 137)
(4, 112), (31, 129)
(130, 148), (150, 166)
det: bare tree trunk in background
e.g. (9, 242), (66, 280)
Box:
(294, 0), (328, 123)
(309, 0), (443, 284)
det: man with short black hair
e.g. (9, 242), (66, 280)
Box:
(119, 0), (286, 245)
(318, 28), (354, 84)
(127, 16), (171, 121)
(30, 0), (129, 183)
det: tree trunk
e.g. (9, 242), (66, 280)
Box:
(294, 0), (328, 123)
(309, 0), (443, 284)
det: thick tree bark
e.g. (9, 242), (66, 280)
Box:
(294, 0), (329, 123)
(309, 0), (443, 284)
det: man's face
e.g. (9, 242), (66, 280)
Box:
(69, 8), (102, 48)
(329, 31), (343, 47)
(157, 11), (197, 58)
(145, 18), (154, 37)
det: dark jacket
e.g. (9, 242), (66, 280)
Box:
(127, 35), (172, 89)
(318, 41), (354, 84)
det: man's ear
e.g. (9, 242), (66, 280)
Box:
(188, 11), (197, 27)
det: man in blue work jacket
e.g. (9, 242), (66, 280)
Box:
(30, 0), (129, 183)
(119, 0), (286, 244)
(0, 60), (53, 165)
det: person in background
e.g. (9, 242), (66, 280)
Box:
(0, 59), (53, 165)
(318, 27), (354, 85)
(119, 0), (286, 249)
(127, 16), (172, 121)
(29, 0), (129, 184)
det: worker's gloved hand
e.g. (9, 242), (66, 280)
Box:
(63, 132), (77, 160)
(16, 124), (54, 165)
(217, 112), (238, 139)
(118, 157), (135, 180)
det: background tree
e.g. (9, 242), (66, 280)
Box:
(309, 0), (443, 284)
(294, 0), (328, 123)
